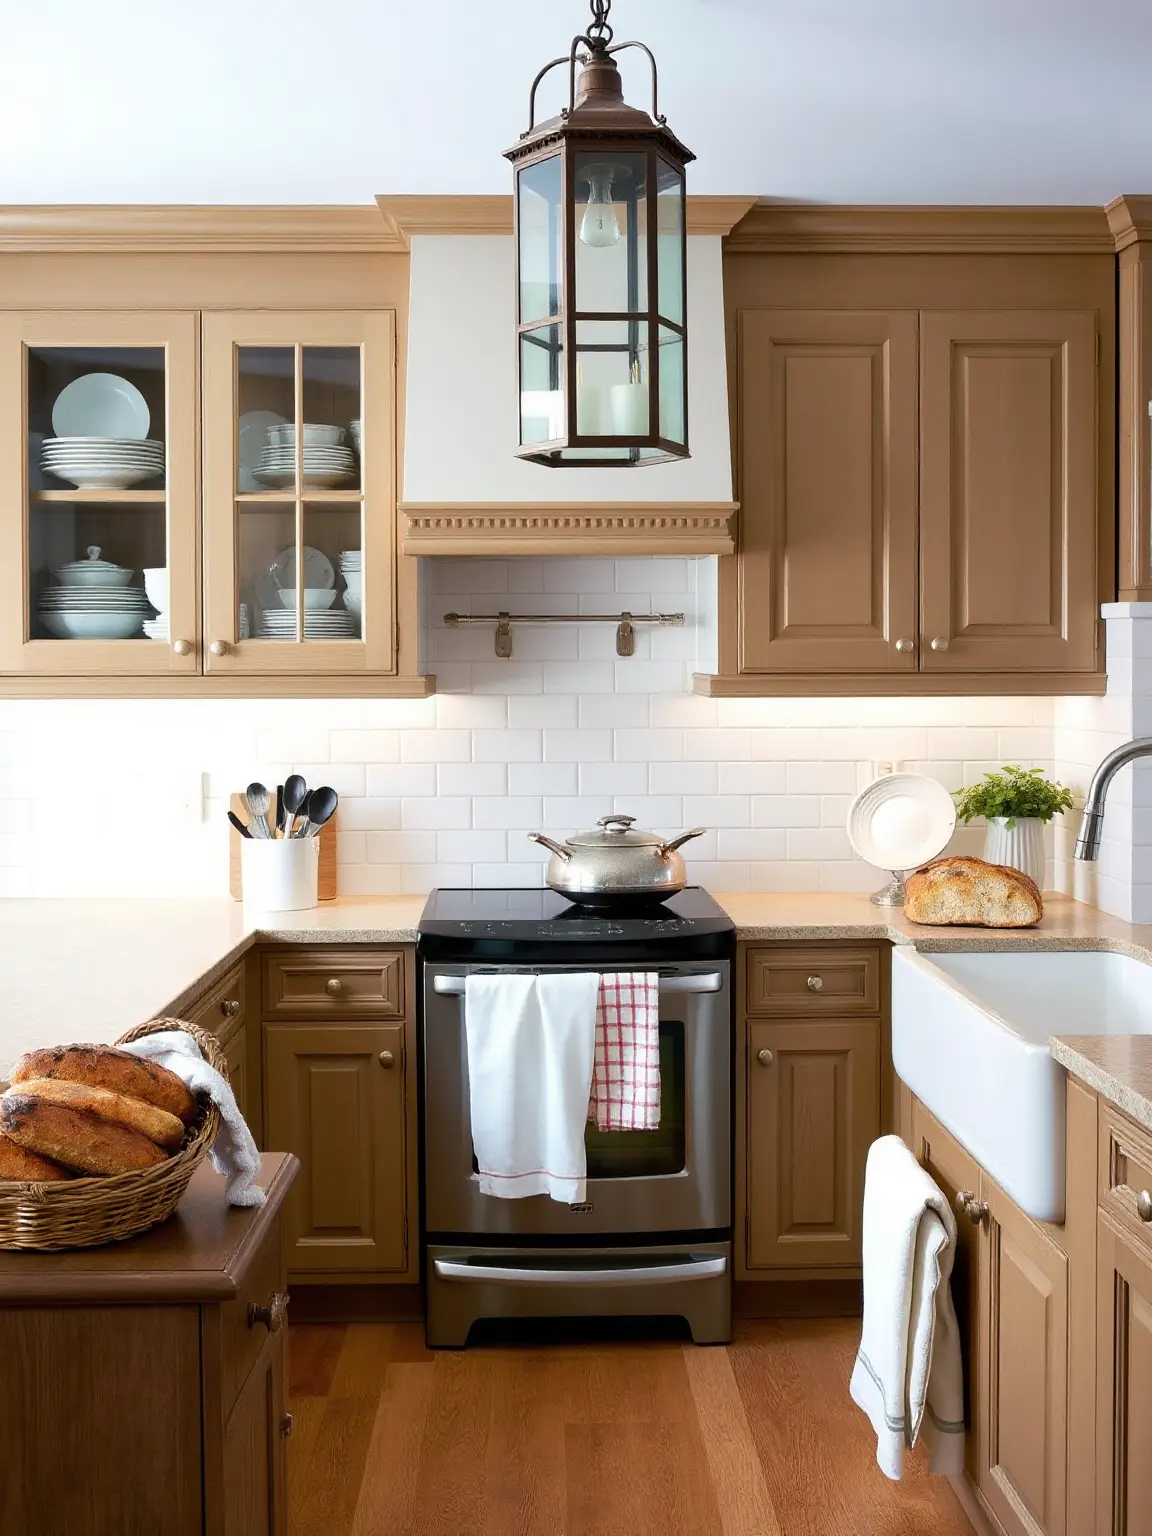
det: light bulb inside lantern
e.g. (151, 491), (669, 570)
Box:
(579, 164), (622, 248)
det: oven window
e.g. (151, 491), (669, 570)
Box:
(585, 1019), (686, 1179)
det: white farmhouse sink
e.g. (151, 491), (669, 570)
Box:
(892, 948), (1152, 1223)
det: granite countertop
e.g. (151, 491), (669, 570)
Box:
(2, 890), (1151, 1130)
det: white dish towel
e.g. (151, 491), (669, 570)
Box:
(849, 1134), (965, 1479)
(465, 972), (599, 1204)
(121, 1030), (265, 1208)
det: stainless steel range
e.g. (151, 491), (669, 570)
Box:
(418, 887), (735, 1347)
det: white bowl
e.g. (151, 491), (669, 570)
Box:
(42, 463), (161, 491)
(41, 610), (144, 640)
(342, 572), (363, 592)
(51, 561), (134, 589)
(277, 588), (338, 611)
(343, 590), (363, 619)
(266, 423), (346, 448)
(143, 567), (168, 611)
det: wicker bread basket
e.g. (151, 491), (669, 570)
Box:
(0, 1017), (226, 1252)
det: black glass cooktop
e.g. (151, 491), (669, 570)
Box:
(417, 887), (735, 963)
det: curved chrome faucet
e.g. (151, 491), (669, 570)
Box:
(1074, 736), (1152, 859)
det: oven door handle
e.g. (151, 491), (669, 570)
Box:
(431, 972), (723, 997)
(432, 1255), (727, 1287)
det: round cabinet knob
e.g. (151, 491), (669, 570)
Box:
(931, 637), (950, 652)
(280, 1413), (294, 1439)
(325, 977), (343, 997)
(955, 1190), (990, 1227)
(221, 998), (241, 1019)
(378, 1050), (396, 1069)
(248, 1291), (288, 1334)
(172, 639), (191, 657)
(209, 639), (228, 657)
(807, 975), (823, 992)
(1138, 1190), (1152, 1223)
(894, 638), (914, 654)
(757, 1048), (774, 1068)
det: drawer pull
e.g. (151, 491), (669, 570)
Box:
(248, 1291), (288, 1334)
(379, 1050), (396, 1069)
(221, 998), (241, 1018)
(1138, 1190), (1152, 1223)
(326, 977), (344, 997)
(955, 1191), (989, 1227)
(280, 1412), (294, 1439)
(806, 975), (823, 992)
(757, 1048), (774, 1068)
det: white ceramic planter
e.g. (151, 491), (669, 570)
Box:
(983, 816), (1045, 889)
(240, 837), (320, 912)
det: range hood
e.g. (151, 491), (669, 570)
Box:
(378, 196), (750, 557)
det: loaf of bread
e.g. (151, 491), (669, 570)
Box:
(0, 1130), (72, 1182)
(0, 1094), (168, 1176)
(10, 1044), (196, 1125)
(904, 855), (1043, 929)
(11, 1077), (185, 1151)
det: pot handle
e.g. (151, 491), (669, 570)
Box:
(527, 832), (573, 863)
(662, 827), (707, 855)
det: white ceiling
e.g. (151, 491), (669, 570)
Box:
(3, 0), (1151, 205)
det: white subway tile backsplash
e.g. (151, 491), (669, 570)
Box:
(337, 798), (403, 832)
(328, 730), (402, 764)
(401, 797), (473, 830)
(579, 694), (650, 728)
(437, 762), (508, 796)
(614, 730), (684, 763)
(438, 831), (506, 863)
(366, 831), (437, 864)
(751, 797), (822, 828)
(400, 730), (470, 763)
(366, 764), (437, 798)
(510, 762), (578, 796)
(509, 695), (578, 729)
(473, 729), (541, 762)
(717, 828), (786, 860)
(684, 795), (751, 828)
(546, 728), (612, 762)
(717, 762), (787, 795)
(474, 796), (543, 829)
(579, 762), (649, 796)
(784, 761), (858, 796)
(652, 762), (719, 795)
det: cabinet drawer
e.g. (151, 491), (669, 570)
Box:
(262, 949), (404, 1018)
(1099, 1102), (1152, 1255)
(221, 1211), (286, 1414)
(185, 963), (246, 1043)
(745, 946), (880, 1016)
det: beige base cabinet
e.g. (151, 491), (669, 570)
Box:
(1096, 1218), (1152, 1536)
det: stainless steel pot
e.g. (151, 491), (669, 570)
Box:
(528, 814), (707, 903)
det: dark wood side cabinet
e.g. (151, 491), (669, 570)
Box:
(0, 1152), (297, 1536)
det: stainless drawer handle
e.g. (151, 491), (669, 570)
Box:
(221, 998), (241, 1018)
(806, 975), (823, 992)
(433, 1255), (726, 1287)
(248, 1291), (288, 1333)
(1138, 1190), (1152, 1223)
(326, 977), (344, 997)
(432, 971), (722, 997)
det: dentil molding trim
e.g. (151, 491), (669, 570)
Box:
(401, 502), (738, 557)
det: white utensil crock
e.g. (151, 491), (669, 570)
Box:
(983, 816), (1045, 889)
(241, 837), (320, 911)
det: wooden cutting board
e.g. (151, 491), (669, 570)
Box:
(229, 791), (337, 902)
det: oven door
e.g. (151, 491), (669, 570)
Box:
(422, 963), (731, 1239)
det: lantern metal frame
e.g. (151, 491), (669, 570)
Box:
(505, 0), (695, 467)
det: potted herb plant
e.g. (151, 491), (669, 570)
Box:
(953, 765), (1074, 889)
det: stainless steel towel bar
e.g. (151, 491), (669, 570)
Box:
(432, 971), (722, 997)
(443, 610), (684, 658)
(433, 1255), (727, 1287)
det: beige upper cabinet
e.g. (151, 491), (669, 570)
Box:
(738, 310), (919, 674)
(202, 310), (396, 679)
(0, 310), (200, 678)
(920, 310), (1099, 674)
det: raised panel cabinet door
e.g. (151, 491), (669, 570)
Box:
(1096, 1217), (1152, 1536)
(745, 1018), (879, 1269)
(201, 310), (397, 678)
(263, 1023), (406, 1274)
(920, 310), (1098, 673)
(223, 1332), (287, 1536)
(979, 1178), (1069, 1536)
(737, 309), (919, 673)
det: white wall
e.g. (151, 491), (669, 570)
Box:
(0, 556), (1064, 900)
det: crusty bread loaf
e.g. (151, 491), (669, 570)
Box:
(904, 855), (1043, 929)
(0, 1130), (72, 1182)
(10, 1044), (196, 1125)
(11, 1078), (185, 1151)
(0, 1094), (168, 1176)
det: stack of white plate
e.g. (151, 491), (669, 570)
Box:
(254, 424), (357, 489)
(41, 437), (165, 490)
(340, 550), (362, 622)
(257, 609), (357, 640)
(349, 419), (362, 456)
(38, 584), (150, 641)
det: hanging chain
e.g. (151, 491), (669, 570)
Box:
(586, 0), (614, 47)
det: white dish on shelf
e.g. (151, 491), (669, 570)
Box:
(142, 618), (169, 641)
(253, 468), (358, 490)
(266, 423), (346, 448)
(276, 588), (338, 610)
(51, 547), (134, 588)
(846, 772), (957, 873)
(40, 610), (145, 640)
(270, 544), (335, 592)
(143, 567), (168, 612)
(51, 374), (151, 440)
(42, 464), (162, 491)
(343, 590), (362, 619)
(238, 410), (287, 493)
(39, 586), (149, 608)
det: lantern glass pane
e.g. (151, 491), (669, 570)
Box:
(575, 319), (650, 439)
(574, 150), (647, 316)
(517, 157), (563, 325)
(656, 158), (685, 327)
(657, 324), (686, 445)
(519, 323), (564, 446)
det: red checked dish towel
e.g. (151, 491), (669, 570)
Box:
(588, 972), (662, 1132)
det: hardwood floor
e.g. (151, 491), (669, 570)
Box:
(287, 1316), (975, 1536)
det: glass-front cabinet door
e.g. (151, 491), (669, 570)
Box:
(0, 312), (199, 677)
(202, 311), (395, 676)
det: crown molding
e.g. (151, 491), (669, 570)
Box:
(400, 502), (737, 557)
(1107, 195), (1152, 252)
(376, 194), (758, 246)
(0, 205), (404, 253)
(724, 202), (1115, 254)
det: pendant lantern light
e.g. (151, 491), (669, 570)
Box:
(505, 0), (694, 466)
